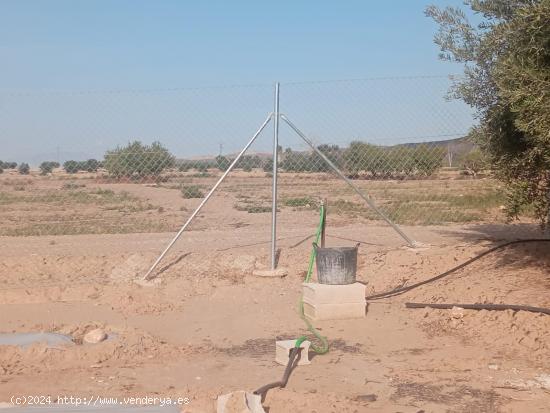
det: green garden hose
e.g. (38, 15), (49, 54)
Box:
(295, 203), (329, 354)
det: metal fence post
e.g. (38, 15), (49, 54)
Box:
(271, 82), (280, 269)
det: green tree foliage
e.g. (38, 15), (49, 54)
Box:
(0, 161), (17, 169)
(279, 145), (341, 173)
(263, 158), (274, 172)
(103, 141), (175, 178)
(279, 150), (311, 172)
(426, 0), (550, 224)
(63, 160), (80, 174)
(411, 145), (446, 177)
(39, 161), (60, 175)
(343, 142), (444, 179)
(311, 144), (341, 172)
(177, 162), (191, 172)
(215, 155), (230, 171)
(18, 163), (30, 175)
(82, 159), (100, 172)
(236, 155), (263, 170)
(196, 162), (209, 172)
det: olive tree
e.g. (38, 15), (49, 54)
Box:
(104, 141), (175, 178)
(426, 0), (550, 225)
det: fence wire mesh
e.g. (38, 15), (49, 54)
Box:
(0, 76), (533, 291)
(275, 76), (494, 227)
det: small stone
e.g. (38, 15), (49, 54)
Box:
(84, 328), (107, 344)
(488, 364), (500, 370)
(535, 374), (550, 390)
(451, 306), (464, 319)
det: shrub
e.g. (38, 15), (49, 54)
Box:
(177, 161), (193, 172)
(18, 163), (30, 175)
(280, 151), (312, 172)
(104, 141), (175, 178)
(63, 182), (86, 189)
(236, 155), (263, 170)
(283, 197), (317, 208)
(234, 203), (272, 213)
(263, 158), (273, 172)
(82, 159), (100, 172)
(216, 155), (230, 171)
(63, 160), (80, 174)
(39, 161), (60, 175)
(181, 185), (204, 199)
(196, 163), (209, 173)
(0, 161), (18, 169)
(279, 146), (339, 173)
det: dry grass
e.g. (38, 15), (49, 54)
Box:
(0, 173), (515, 236)
(0, 184), (163, 236)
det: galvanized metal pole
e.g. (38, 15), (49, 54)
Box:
(142, 113), (273, 280)
(320, 199), (326, 248)
(280, 114), (417, 248)
(270, 82), (280, 270)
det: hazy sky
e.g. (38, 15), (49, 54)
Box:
(0, 0), (474, 164)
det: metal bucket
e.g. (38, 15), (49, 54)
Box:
(314, 243), (359, 285)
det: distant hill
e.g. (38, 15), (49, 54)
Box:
(177, 137), (475, 162)
(396, 136), (474, 151)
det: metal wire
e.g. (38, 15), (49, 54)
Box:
(1, 76), (523, 292)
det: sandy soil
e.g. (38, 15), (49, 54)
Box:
(1, 217), (549, 412)
(1, 172), (549, 412)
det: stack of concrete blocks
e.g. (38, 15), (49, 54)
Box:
(302, 282), (366, 321)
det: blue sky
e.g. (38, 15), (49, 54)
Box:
(0, 0), (474, 163)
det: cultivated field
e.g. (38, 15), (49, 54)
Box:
(1, 170), (549, 412)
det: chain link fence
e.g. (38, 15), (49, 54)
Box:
(0, 75), (529, 288)
(276, 76), (498, 227)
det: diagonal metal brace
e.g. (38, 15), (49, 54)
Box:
(142, 113), (274, 280)
(280, 114), (417, 248)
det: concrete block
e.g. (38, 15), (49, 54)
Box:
(275, 339), (311, 366)
(217, 391), (265, 413)
(302, 282), (366, 305)
(302, 300), (366, 321)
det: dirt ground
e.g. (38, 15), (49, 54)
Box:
(1, 173), (549, 412)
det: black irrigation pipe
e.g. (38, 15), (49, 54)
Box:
(366, 238), (550, 301)
(405, 302), (550, 316)
(253, 347), (302, 403)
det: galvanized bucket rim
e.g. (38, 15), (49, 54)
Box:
(313, 242), (360, 252)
